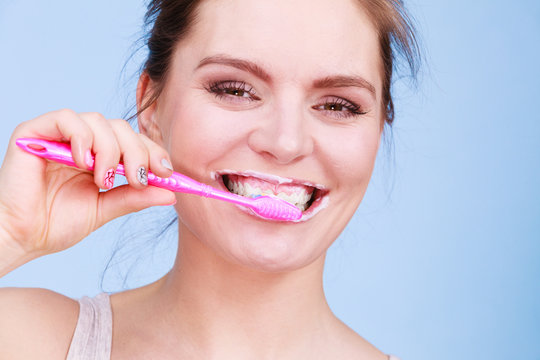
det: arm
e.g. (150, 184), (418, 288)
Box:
(0, 287), (79, 359)
(0, 235), (36, 278)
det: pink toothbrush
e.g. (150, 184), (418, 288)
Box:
(15, 138), (302, 222)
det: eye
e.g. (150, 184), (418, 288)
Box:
(312, 97), (368, 119)
(206, 81), (260, 102)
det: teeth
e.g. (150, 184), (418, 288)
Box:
(245, 183), (260, 197)
(225, 178), (313, 210)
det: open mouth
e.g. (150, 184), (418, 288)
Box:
(216, 170), (328, 217)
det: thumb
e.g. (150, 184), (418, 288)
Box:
(96, 185), (176, 227)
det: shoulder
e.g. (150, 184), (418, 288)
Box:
(324, 317), (390, 360)
(0, 287), (79, 360)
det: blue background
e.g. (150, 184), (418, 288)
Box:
(0, 1), (539, 359)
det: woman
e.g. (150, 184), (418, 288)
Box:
(0, 0), (418, 358)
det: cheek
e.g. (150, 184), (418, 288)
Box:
(318, 123), (381, 186)
(164, 96), (248, 172)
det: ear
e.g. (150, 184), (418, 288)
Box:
(136, 72), (163, 144)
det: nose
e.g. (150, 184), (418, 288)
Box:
(247, 101), (314, 164)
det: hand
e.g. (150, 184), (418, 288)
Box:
(0, 109), (176, 273)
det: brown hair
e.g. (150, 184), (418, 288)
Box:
(139, 0), (420, 126)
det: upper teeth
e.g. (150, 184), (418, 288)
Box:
(226, 178), (312, 211)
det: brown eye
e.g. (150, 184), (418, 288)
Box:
(226, 89), (248, 97)
(323, 103), (345, 111)
(313, 97), (367, 119)
(207, 81), (260, 101)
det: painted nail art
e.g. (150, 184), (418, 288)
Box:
(137, 166), (148, 186)
(104, 168), (115, 189)
(161, 158), (173, 171)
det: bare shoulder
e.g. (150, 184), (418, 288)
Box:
(0, 287), (79, 360)
(324, 318), (389, 360)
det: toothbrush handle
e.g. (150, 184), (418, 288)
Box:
(15, 138), (301, 221)
(148, 172), (253, 207)
(147, 171), (211, 195)
(14, 137), (252, 206)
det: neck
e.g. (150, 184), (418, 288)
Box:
(150, 224), (333, 358)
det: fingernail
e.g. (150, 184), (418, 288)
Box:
(104, 168), (115, 189)
(85, 150), (94, 169)
(161, 158), (173, 171)
(137, 166), (148, 186)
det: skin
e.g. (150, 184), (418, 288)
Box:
(0, 0), (387, 359)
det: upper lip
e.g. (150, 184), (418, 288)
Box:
(215, 169), (327, 190)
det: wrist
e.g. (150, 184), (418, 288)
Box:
(0, 228), (38, 278)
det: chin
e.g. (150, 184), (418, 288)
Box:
(210, 211), (332, 274)
(235, 234), (319, 273)
(174, 184), (347, 274)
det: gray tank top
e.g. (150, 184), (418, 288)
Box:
(66, 293), (112, 360)
(66, 293), (401, 360)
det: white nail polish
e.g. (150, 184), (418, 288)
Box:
(161, 158), (173, 171)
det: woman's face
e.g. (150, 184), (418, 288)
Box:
(146, 0), (384, 272)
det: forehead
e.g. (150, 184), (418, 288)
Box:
(180, 0), (381, 88)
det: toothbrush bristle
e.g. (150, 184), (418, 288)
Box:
(251, 196), (302, 221)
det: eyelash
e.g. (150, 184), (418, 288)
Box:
(205, 80), (367, 118)
(206, 80), (260, 101)
(312, 97), (367, 118)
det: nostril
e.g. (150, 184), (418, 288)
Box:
(250, 134), (312, 165)
(246, 114), (313, 164)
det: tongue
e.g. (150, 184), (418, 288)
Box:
(228, 174), (314, 197)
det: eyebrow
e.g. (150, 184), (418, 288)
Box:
(196, 54), (376, 97)
(196, 55), (271, 82)
(313, 75), (376, 98)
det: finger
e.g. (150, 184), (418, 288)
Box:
(78, 112), (120, 190)
(137, 133), (174, 178)
(95, 185), (176, 227)
(10, 109), (94, 171)
(109, 119), (149, 189)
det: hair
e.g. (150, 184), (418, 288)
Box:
(137, 0), (421, 125)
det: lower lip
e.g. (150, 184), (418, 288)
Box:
(215, 175), (329, 222)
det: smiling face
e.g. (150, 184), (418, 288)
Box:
(140, 0), (384, 272)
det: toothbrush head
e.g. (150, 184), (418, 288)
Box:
(249, 196), (302, 221)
